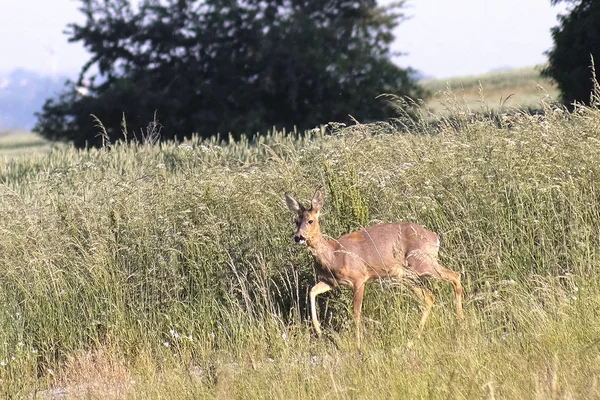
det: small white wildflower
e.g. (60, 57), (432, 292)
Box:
(572, 296), (577, 300)
(178, 144), (193, 151)
(573, 286), (579, 292)
(209, 332), (215, 339)
(281, 331), (288, 341)
(10, 356), (15, 361)
(187, 335), (193, 342)
(157, 163), (166, 169)
(163, 341), (170, 347)
(47, 368), (54, 376)
(0, 361), (5, 366)
(17, 342), (23, 347)
(169, 329), (180, 339)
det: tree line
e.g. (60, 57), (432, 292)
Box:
(34, 0), (600, 147)
(34, 0), (423, 147)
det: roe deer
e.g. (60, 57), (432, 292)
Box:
(285, 190), (464, 348)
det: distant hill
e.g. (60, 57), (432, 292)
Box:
(0, 69), (70, 131)
(421, 66), (559, 114)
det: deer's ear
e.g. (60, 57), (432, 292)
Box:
(311, 190), (325, 212)
(285, 193), (303, 214)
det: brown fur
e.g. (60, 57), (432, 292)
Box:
(285, 190), (464, 348)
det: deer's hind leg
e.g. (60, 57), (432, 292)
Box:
(352, 282), (366, 348)
(436, 264), (464, 320)
(406, 250), (464, 321)
(408, 283), (435, 333)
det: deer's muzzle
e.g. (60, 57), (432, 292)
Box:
(294, 235), (306, 244)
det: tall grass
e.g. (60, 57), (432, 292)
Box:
(1, 97), (600, 398)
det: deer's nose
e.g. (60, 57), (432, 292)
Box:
(294, 235), (306, 243)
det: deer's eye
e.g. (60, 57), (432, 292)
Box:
(308, 220), (314, 225)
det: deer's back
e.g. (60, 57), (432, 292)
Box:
(333, 222), (439, 278)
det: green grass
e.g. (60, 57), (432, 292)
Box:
(422, 66), (560, 114)
(2, 88), (600, 398)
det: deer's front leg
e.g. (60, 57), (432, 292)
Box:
(310, 281), (333, 337)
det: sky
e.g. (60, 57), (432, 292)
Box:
(0, 0), (569, 79)
(389, 0), (568, 78)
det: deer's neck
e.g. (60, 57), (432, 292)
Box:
(307, 231), (334, 267)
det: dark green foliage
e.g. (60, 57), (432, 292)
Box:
(34, 0), (424, 148)
(543, 0), (600, 106)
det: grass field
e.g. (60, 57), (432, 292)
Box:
(1, 69), (600, 399)
(422, 66), (560, 114)
(0, 131), (52, 156)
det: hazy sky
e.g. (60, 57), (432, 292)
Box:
(0, 0), (568, 79)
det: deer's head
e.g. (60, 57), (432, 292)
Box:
(285, 190), (325, 245)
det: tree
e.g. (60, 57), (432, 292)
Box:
(543, 0), (600, 106)
(34, 0), (424, 148)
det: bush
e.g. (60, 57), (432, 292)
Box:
(543, 0), (600, 106)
